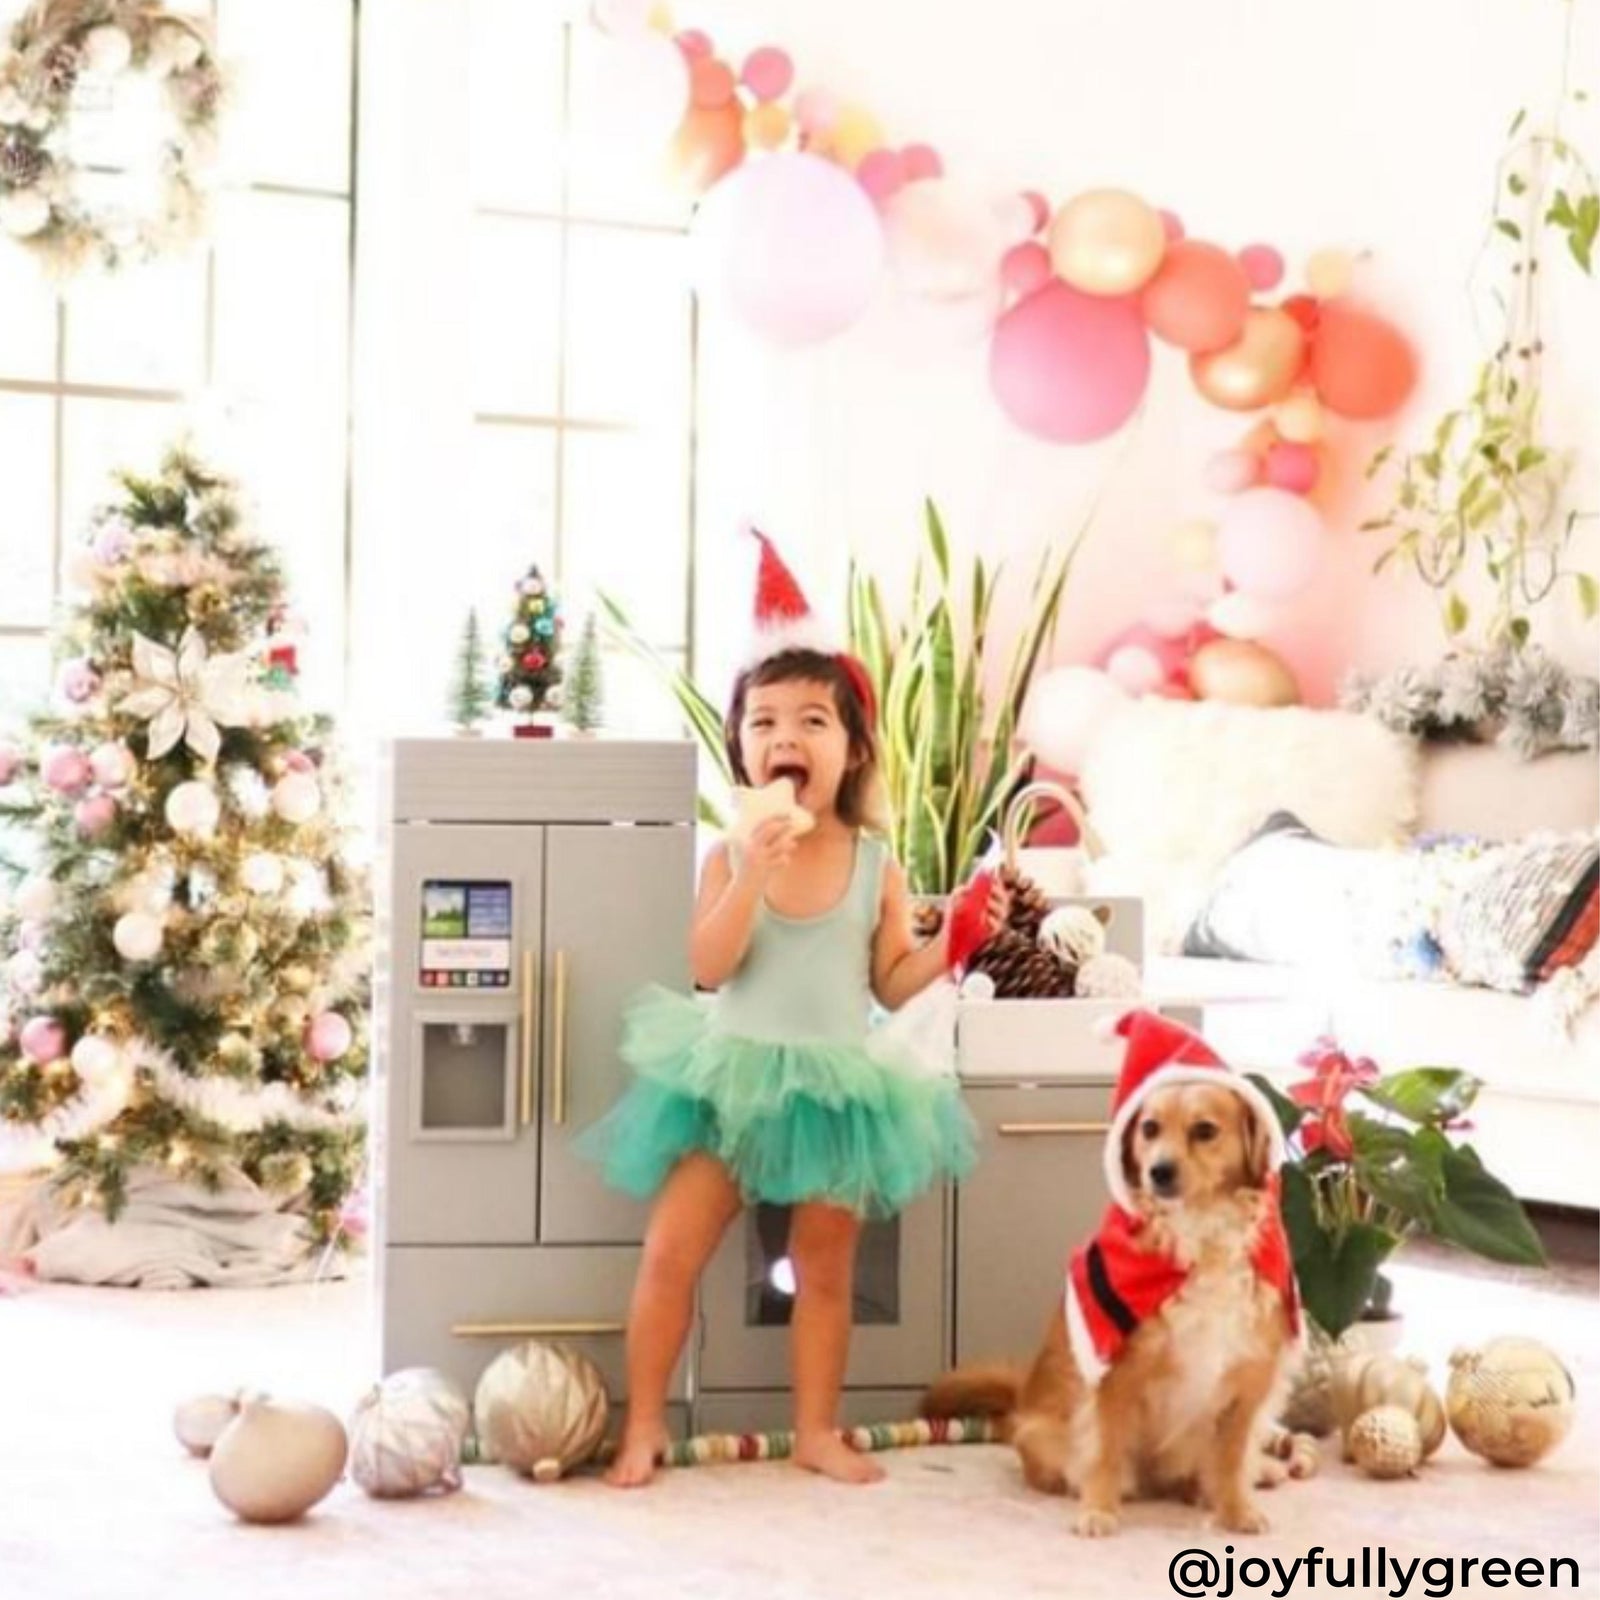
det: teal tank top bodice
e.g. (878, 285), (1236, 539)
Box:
(712, 834), (885, 1048)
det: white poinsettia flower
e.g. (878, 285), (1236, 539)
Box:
(116, 627), (256, 764)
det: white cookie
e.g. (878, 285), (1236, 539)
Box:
(730, 777), (815, 843)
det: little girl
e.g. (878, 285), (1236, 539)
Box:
(582, 533), (1002, 1488)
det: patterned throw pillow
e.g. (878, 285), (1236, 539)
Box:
(1435, 833), (1600, 992)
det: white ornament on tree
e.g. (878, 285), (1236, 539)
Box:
(240, 854), (285, 896)
(0, 190), (50, 238)
(70, 1035), (123, 1084)
(82, 24), (134, 78)
(118, 628), (256, 764)
(14, 876), (57, 921)
(90, 742), (137, 789)
(271, 773), (321, 824)
(113, 912), (165, 963)
(166, 780), (221, 838)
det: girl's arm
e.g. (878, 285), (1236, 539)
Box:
(872, 859), (1009, 1010)
(690, 819), (795, 989)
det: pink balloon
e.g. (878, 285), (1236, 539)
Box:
(1238, 243), (1285, 292)
(739, 46), (793, 102)
(1106, 645), (1165, 695)
(1204, 448), (1261, 494)
(901, 143), (944, 182)
(1263, 440), (1320, 495)
(989, 281), (1151, 444)
(1216, 488), (1326, 598)
(704, 153), (885, 346)
(1159, 209), (1185, 242)
(793, 88), (838, 137)
(19, 1015), (66, 1065)
(856, 148), (908, 207)
(1022, 190), (1050, 235)
(675, 28), (713, 60)
(1000, 241), (1051, 298)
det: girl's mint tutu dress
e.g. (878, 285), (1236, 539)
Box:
(579, 835), (975, 1218)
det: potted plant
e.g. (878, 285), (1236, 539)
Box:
(1249, 1040), (1547, 1432)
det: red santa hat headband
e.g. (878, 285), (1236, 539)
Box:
(1099, 1009), (1286, 1212)
(745, 525), (877, 728)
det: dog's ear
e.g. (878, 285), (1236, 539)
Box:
(1241, 1102), (1276, 1189)
(1120, 1118), (1142, 1195)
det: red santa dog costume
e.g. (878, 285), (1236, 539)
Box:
(1064, 1010), (1301, 1383)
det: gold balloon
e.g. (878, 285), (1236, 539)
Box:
(1190, 308), (1306, 411)
(1274, 390), (1325, 443)
(1306, 246), (1357, 298)
(1048, 188), (1166, 296)
(824, 104), (884, 169)
(745, 101), (791, 151)
(1189, 638), (1300, 706)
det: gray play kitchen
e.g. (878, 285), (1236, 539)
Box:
(374, 737), (1155, 1436)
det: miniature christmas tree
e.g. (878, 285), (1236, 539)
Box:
(0, 448), (368, 1246)
(449, 607), (491, 734)
(494, 562), (564, 731)
(564, 613), (604, 735)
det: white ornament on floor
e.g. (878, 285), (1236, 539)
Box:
(1038, 905), (1107, 965)
(350, 1368), (470, 1498)
(1075, 951), (1140, 999)
(474, 1341), (609, 1482)
(174, 1392), (244, 1458)
(209, 1397), (348, 1523)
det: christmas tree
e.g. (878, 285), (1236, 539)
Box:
(449, 607), (490, 733)
(493, 563), (564, 721)
(565, 613), (604, 734)
(0, 448), (368, 1242)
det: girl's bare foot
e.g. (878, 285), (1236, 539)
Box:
(794, 1430), (886, 1485)
(605, 1427), (669, 1488)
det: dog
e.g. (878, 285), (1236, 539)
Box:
(924, 1013), (1316, 1538)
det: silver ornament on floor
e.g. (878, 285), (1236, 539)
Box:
(174, 1391), (245, 1457)
(349, 1368), (471, 1498)
(1037, 905), (1108, 966)
(208, 1397), (348, 1523)
(1446, 1337), (1576, 1468)
(1074, 951), (1140, 999)
(474, 1340), (609, 1482)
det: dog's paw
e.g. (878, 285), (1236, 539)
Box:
(1285, 1434), (1319, 1480)
(1212, 1501), (1270, 1536)
(1254, 1456), (1287, 1490)
(1073, 1507), (1121, 1539)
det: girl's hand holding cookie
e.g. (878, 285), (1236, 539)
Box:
(737, 814), (799, 884)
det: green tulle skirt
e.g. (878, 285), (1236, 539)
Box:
(578, 985), (976, 1219)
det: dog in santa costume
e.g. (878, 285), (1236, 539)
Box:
(924, 1008), (1315, 1537)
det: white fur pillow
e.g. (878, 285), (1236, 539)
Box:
(1080, 701), (1421, 951)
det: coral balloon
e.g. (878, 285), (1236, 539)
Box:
(744, 101), (791, 152)
(855, 147), (906, 205)
(1139, 240), (1251, 353)
(901, 144), (943, 182)
(699, 153), (884, 346)
(1306, 247), (1357, 299)
(739, 46), (793, 103)
(1264, 441), (1320, 494)
(689, 56), (736, 109)
(1020, 667), (1129, 773)
(1190, 308), (1306, 411)
(1049, 189), (1167, 296)
(1001, 241), (1051, 298)
(1237, 243), (1285, 292)
(1022, 190), (1049, 234)
(1204, 449), (1260, 494)
(673, 27), (712, 59)
(1189, 638), (1300, 706)
(1310, 301), (1418, 419)
(989, 280), (1151, 443)
(671, 98), (744, 194)
(1216, 488), (1326, 598)
(1274, 391), (1325, 442)
(1281, 294), (1321, 335)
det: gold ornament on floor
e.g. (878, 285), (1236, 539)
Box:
(1334, 1353), (1446, 1461)
(208, 1397), (348, 1523)
(473, 1340), (609, 1482)
(1346, 1405), (1424, 1479)
(1446, 1337), (1576, 1468)
(349, 1368), (471, 1499)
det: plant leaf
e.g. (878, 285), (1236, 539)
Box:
(1361, 1067), (1483, 1124)
(1576, 572), (1599, 620)
(1494, 218), (1522, 242)
(1279, 1164), (1401, 1340)
(1444, 592), (1470, 635)
(1429, 1138), (1547, 1266)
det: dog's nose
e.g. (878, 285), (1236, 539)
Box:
(1148, 1160), (1179, 1195)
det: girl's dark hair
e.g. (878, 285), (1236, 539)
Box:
(724, 649), (884, 830)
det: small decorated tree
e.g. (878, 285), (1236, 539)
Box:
(494, 562), (564, 734)
(0, 447), (368, 1249)
(564, 613), (604, 735)
(449, 607), (490, 734)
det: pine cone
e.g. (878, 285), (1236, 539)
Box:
(910, 899), (945, 946)
(0, 134), (45, 189)
(42, 42), (81, 97)
(999, 864), (1051, 942)
(967, 928), (1075, 998)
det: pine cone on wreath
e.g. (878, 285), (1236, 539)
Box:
(998, 864), (1051, 942)
(966, 928), (1076, 998)
(41, 41), (81, 98)
(0, 134), (46, 190)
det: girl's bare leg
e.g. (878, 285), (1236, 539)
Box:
(788, 1201), (883, 1484)
(608, 1153), (742, 1487)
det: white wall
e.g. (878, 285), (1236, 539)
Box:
(684, 0), (1600, 706)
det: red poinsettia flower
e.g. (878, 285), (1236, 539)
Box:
(1288, 1039), (1379, 1161)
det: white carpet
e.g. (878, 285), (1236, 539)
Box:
(3, 1252), (1597, 1600)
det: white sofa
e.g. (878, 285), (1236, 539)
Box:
(1078, 702), (1599, 1211)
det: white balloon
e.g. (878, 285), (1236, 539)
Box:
(113, 912), (164, 963)
(271, 774), (321, 825)
(885, 178), (1011, 300)
(1105, 646), (1164, 696)
(1208, 590), (1277, 641)
(166, 781), (221, 838)
(1020, 667), (1130, 775)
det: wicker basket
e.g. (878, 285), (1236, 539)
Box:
(1000, 779), (1104, 898)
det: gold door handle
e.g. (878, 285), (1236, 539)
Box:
(452, 1319), (625, 1339)
(551, 947), (570, 1126)
(997, 1121), (1110, 1137)
(519, 948), (536, 1128)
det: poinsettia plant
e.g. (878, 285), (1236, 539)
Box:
(1248, 1042), (1546, 1339)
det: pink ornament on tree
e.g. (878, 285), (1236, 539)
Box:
(0, 743), (22, 787)
(19, 1015), (66, 1065)
(281, 750), (316, 775)
(42, 747), (92, 796)
(306, 1012), (353, 1064)
(57, 659), (101, 704)
(74, 794), (117, 838)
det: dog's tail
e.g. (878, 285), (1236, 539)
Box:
(919, 1362), (1024, 1435)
